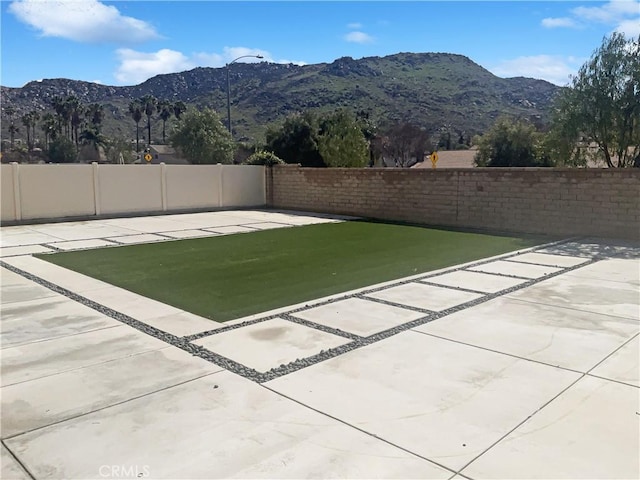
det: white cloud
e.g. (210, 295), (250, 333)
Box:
(543, 0), (640, 34)
(115, 49), (194, 84)
(616, 18), (640, 36)
(490, 55), (585, 86)
(347, 22), (363, 29)
(114, 46), (306, 85)
(572, 0), (639, 23)
(8, 0), (159, 44)
(345, 31), (374, 44)
(541, 17), (578, 28)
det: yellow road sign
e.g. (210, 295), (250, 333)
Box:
(430, 151), (439, 169)
(144, 153), (153, 162)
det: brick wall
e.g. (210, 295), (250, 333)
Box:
(268, 165), (640, 239)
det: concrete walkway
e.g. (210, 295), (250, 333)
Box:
(1, 210), (638, 479)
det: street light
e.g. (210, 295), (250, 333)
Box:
(226, 55), (263, 135)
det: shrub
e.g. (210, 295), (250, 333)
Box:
(244, 150), (285, 166)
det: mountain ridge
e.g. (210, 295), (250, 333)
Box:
(1, 52), (560, 143)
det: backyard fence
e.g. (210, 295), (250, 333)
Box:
(1, 163), (266, 222)
(267, 165), (640, 239)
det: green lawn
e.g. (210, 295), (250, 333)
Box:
(37, 221), (545, 322)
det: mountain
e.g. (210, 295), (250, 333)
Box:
(0, 52), (560, 144)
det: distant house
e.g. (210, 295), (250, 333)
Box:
(147, 145), (189, 164)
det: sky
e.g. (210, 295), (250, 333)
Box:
(1, 0), (639, 88)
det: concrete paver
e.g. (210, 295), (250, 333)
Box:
(414, 296), (639, 372)
(0, 269), (59, 305)
(79, 286), (184, 321)
(292, 297), (424, 336)
(366, 282), (482, 311)
(5, 372), (451, 479)
(0, 244), (54, 257)
(506, 274), (639, 320)
(268, 331), (580, 472)
(159, 229), (220, 239)
(108, 233), (168, 244)
(0, 230), (66, 247)
(1, 444), (31, 480)
(425, 270), (526, 293)
(1, 325), (166, 386)
(564, 257), (640, 285)
(2, 256), (116, 294)
(26, 221), (140, 241)
(509, 251), (590, 267)
(2, 347), (222, 438)
(461, 376), (640, 480)
(0, 295), (121, 349)
(203, 225), (259, 235)
(243, 222), (293, 230)
(47, 239), (117, 251)
(194, 318), (351, 373)
(469, 260), (561, 278)
(142, 310), (219, 337)
(590, 335), (639, 386)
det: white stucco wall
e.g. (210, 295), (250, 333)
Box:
(98, 164), (163, 215)
(165, 164), (221, 210)
(222, 165), (265, 207)
(19, 164), (95, 220)
(0, 163), (266, 223)
(1, 165), (17, 221)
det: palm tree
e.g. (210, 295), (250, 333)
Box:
(140, 94), (157, 147)
(79, 127), (107, 162)
(51, 96), (69, 137)
(157, 100), (173, 143)
(30, 110), (40, 148)
(173, 101), (187, 120)
(66, 96), (83, 147)
(21, 112), (35, 150)
(41, 112), (57, 150)
(5, 105), (17, 148)
(8, 124), (19, 149)
(86, 103), (104, 132)
(128, 100), (143, 152)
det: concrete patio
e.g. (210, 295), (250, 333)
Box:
(1, 210), (638, 479)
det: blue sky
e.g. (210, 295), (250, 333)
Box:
(1, 0), (639, 88)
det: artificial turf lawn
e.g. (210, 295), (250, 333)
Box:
(37, 221), (544, 322)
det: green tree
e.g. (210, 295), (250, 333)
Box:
(474, 116), (552, 167)
(104, 136), (134, 164)
(128, 100), (143, 152)
(550, 33), (639, 167)
(265, 111), (325, 167)
(140, 94), (157, 146)
(170, 108), (235, 164)
(48, 136), (77, 163)
(317, 109), (369, 167)
(380, 121), (432, 167)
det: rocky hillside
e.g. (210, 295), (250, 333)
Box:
(1, 52), (560, 143)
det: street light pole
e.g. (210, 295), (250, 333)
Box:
(226, 54), (263, 135)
